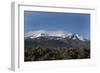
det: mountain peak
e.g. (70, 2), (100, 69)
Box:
(70, 33), (85, 41)
(25, 30), (87, 41)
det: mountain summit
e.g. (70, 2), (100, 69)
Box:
(24, 30), (90, 49)
(25, 30), (87, 41)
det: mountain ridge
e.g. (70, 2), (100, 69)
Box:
(24, 30), (90, 49)
(25, 30), (88, 41)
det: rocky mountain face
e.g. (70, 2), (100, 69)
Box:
(24, 31), (90, 49)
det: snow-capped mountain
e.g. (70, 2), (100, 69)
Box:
(24, 30), (90, 49)
(24, 30), (87, 41)
(25, 30), (66, 38)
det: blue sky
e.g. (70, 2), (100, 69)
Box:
(24, 11), (90, 39)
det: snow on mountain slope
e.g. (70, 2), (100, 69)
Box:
(24, 30), (87, 41)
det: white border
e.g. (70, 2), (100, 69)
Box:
(11, 2), (96, 71)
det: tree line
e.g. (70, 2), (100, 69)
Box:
(24, 47), (90, 61)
